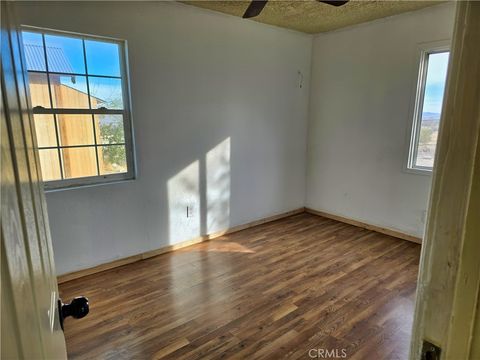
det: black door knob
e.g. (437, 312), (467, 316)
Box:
(58, 296), (89, 330)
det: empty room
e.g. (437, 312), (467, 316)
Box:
(2, 1), (480, 359)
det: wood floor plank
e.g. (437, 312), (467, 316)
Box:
(59, 213), (420, 359)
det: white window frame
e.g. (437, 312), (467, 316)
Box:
(406, 40), (450, 175)
(21, 26), (136, 191)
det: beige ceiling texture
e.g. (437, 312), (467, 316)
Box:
(181, 0), (444, 34)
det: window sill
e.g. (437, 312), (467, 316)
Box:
(44, 175), (136, 193)
(404, 167), (433, 176)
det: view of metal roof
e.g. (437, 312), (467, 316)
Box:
(24, 43), (74, 73)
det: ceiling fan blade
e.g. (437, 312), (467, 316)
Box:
(318, 0), (349, 6)
(243, 0), (268, 18)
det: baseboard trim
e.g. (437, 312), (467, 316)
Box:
(57, 206), (421, 283)
(57, 207), (305, 284)
(304, 208), (422, 244)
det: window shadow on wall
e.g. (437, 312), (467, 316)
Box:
(167, 137), (231, 246)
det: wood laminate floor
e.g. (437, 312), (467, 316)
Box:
(59, 213), (421, 359)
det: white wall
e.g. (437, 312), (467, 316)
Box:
(15, 1), (457, 275)
(15, 1), (312, 275)
(306, 4), (456, 238)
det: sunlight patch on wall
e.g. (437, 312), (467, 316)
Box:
(167, 160), (200, 244)
(206, 137), (231, 234)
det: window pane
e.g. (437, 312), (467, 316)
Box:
(38, 149), (61, 181)
(415, 52), (449, 168)
(57, 115), (94, 146)
(95, 114), (125, 144)
(28, 73), (51, 108)
(45, 34), (85, 74)
(21, 29), (133, 187)
(99, 145), (127, 175)
(34, 114), (57, 147)
(22, 31), (46, 71)
(50, 74), (89, 108)
(85, 40), (121, 77)
(88, 77), (123, 109)
(62, 147), (97, 179)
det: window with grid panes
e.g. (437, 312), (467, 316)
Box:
(21, 28), (135, 189)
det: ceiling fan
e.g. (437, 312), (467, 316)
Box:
(243, 0), (349, 19)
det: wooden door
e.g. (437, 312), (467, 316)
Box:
(1, 3), (68, 359)
(410, 1), (480, 359)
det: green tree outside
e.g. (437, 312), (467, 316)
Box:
(419, 126), (434, 145)
(98, 116), (126, 171)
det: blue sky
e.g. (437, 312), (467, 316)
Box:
(23, 31), (123, 108)
(423, 52), (449, 114)
(23, 31), (120, 76)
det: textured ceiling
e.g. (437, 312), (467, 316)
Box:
(181, 0), (444, 34)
